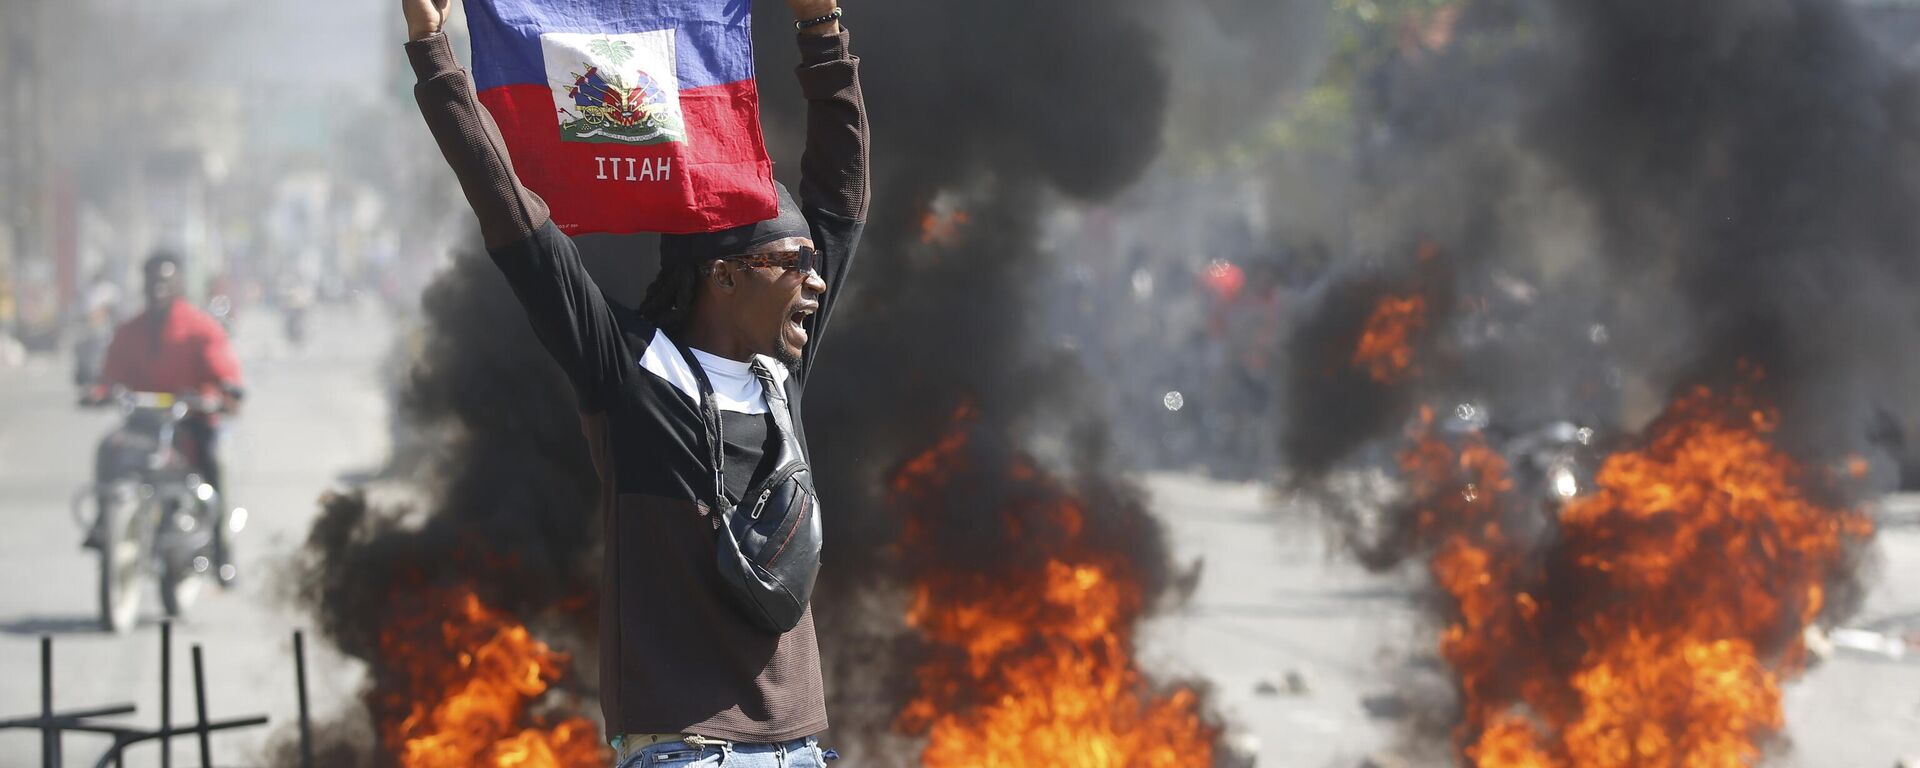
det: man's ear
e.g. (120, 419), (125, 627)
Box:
(711, 261), (738, 293)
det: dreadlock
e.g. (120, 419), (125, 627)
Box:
(637, 260), (704, 336)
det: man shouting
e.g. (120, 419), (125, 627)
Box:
(399, 0), (868, 765)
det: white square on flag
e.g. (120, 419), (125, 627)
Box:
(541, 30), (689, 147)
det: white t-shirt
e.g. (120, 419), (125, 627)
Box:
(635, 328), (791, 414)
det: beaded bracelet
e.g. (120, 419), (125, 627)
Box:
(795, 7), (842, 30)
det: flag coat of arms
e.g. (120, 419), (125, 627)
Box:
(467, 0), (777, 234)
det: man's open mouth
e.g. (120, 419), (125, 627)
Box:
(786, 304), (817, 345)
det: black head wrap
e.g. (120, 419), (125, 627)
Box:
(659, 182), (809, 269)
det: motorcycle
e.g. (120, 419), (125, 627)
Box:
(74, 391), (245, 632)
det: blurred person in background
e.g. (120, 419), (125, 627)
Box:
(83, 251), (246, 584)
(281, 279), (313, 349)
(1198, 257), (1275, 478)
(72, 268), (126, 387)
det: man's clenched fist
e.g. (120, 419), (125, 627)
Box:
(403, 0), (452, 41)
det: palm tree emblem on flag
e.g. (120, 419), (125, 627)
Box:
(551, 34), (687, 145)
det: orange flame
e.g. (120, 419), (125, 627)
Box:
(1353, 294), (1428, 384)
(1399, 387), (1874, 766)
(378, 587), (607, 768)
(890, 409), (1216, 767)
(921, 210), (973, 246)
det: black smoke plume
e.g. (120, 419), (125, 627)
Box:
(1286, 0), (1920, 478)
(755, 0), (1200, 754)
(1277, 0), (1909, 757)
(282, 249), (603, 765)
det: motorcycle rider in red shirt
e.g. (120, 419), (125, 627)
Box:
(85, 251), (245, 585)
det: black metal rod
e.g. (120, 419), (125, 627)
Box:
(110, 736), (130, 768)
(0, 704), (138, 727)
(40, 635), (58, 768)
(86, 718), (271, 768)
(294, 630), (313, 768)
(191, 645), (211, 768)
(161, 620), (172, 768)
(44, 714), (269, 739)
(95, 736), (133, 768)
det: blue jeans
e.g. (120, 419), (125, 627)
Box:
(614, 736), (825, 768)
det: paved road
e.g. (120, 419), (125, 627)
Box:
(1139, 474), (1409, 767)
(0, 304), (1914, 767)
(1140, 475), (1920, 767)
(0, 304), (390, 768)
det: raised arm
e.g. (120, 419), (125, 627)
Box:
(787, 1), (869, 380)
(790, 2), (869, 222)
(403, 0), (550, 246)
(401, 0), (628, 412)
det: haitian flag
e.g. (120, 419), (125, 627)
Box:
(467, 0), (776, 234)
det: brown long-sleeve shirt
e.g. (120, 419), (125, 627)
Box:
(406, 28), (868, 742)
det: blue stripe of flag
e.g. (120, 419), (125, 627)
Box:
(466, 0), (756, 91)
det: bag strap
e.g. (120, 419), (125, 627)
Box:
(750, 358), (797, 446)
(667, 339), (798, 515)
(668, 334), (729, 515)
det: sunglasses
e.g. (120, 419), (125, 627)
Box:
(709, 246), (822, 274)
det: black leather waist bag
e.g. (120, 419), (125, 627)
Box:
(672, 338), (822, 634)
